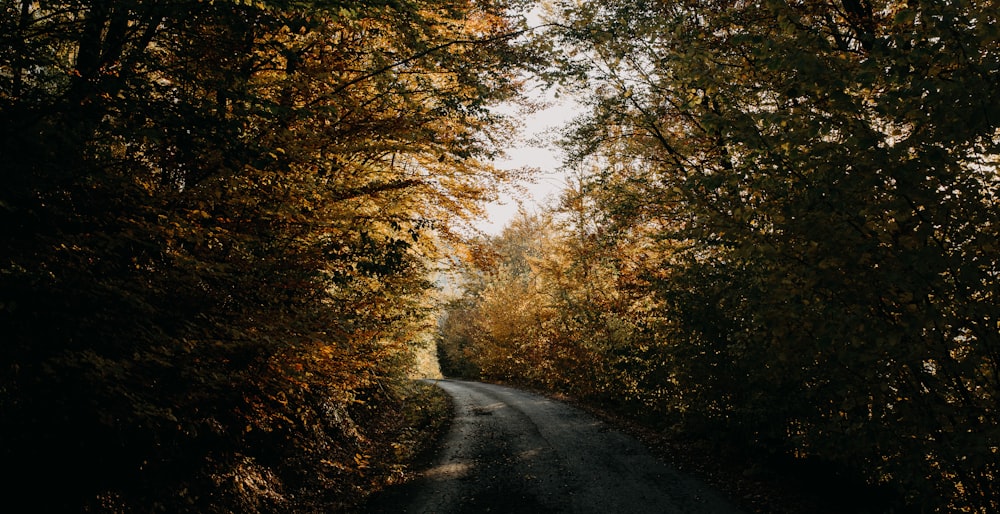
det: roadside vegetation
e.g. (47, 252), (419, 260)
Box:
(1, 1), (531, 512)
(351, 380), (452, 509)
(438, 2), (1000, 513)
(3, 1), (998, 513)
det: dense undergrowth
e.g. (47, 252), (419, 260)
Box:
(529, 383), (917, 514)
(0, 1), (533, 512)
(439, 2), (1000, 512)
(342, 380), (452, 512)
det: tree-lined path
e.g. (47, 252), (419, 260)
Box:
(4, 1), (999, 512)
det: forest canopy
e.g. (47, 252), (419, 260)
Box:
(4, 0), (999, 512)
(0, 0), (538, 511)
(439, 1), (1000, 513)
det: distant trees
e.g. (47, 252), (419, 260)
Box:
(0, 1), (536, 511)
(441, 1), (1000, 512)
(439, 201), (671, 407)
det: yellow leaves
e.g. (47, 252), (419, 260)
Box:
(464, 10), (507, 34)
(1, 0), (536, 511)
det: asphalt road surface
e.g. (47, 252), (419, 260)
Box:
(365, 379), (745, 514)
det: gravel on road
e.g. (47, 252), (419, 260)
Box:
(365, 379), (746, 514)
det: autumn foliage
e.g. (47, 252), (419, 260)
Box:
(0, 0), (533, 511)
(440, 1), (1000, 513)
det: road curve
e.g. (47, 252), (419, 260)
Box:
(365, 379), (745, 514)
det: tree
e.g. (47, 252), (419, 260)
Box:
(0, 0), (538, 511)
(546, 0), (1000, 511)
(439, 211), (555, 385)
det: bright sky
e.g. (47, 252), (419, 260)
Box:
(475, 95), (579, 235)
(470, 4), (582, 235)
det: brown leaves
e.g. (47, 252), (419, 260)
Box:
(1, 0), (537, 512)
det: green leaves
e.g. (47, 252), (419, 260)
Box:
(543, 0), (1000, 511)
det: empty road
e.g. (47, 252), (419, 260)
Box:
(365, 379), (745, 514)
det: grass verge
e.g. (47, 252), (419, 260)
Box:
(347, 379), (452, 511)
